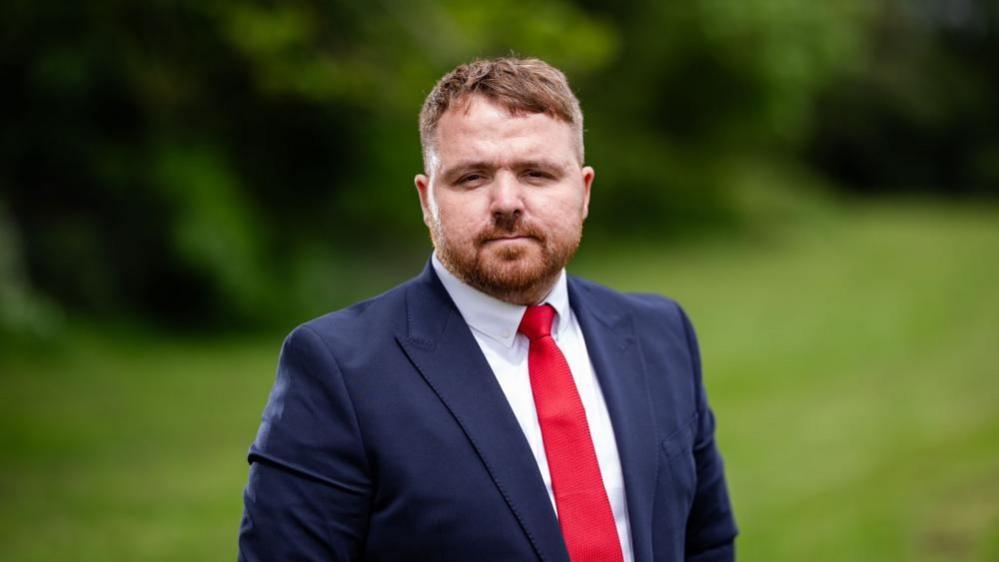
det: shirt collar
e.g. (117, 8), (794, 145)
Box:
(432, 252), (570, 348)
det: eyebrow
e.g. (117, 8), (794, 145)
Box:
(516, 160), (569, 173)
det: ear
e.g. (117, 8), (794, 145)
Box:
(414, 173), (433, 226)
(580, 166), (595, 219)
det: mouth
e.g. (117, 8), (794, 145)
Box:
(483, 235), (535, 244)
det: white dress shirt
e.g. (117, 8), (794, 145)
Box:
(432, 254), (634, 562)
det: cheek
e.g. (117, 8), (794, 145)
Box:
(536, 192), (586, 225)
(439, 190), (493, 220)
(437, 205), (483, 240)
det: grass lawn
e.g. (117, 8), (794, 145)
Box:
(2, 200), (997, 561)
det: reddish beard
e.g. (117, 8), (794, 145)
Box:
(434, 217), (582, 304)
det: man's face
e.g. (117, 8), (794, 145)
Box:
(415, 95), (594, 305)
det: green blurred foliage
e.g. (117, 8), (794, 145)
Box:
(809, 1), (999, 193)
(1, 0), (996, 329)
(0, 201), (62, 346)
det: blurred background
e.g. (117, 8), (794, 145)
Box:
(1, 0), (997, 560)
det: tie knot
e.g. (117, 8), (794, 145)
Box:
(518, 304), (556, 341)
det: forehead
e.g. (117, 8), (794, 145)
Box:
(433, 96), (577, 167)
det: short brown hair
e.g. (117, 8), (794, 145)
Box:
(419, 57), (585, 170)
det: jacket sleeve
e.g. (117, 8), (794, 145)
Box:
(238, 325), (372, 562)
(677, 306), (738, 562)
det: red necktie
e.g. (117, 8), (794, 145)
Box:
(519, 305), (625, 562)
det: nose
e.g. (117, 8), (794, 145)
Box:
(489, 171), (525, 219)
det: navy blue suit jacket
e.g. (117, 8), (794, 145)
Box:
(239, 263), (737, 561)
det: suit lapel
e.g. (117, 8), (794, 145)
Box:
(396, 264), (570, 562)
(569, 278), (658, 562)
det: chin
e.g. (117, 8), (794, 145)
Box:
(480, 253), (555, 290)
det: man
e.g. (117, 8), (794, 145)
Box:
(239, 57), (737, 562)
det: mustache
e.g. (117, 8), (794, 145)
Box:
(475, 215), (544, 245)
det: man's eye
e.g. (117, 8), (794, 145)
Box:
(525, 170), (553, 180)
(459, 174), (484, 185)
